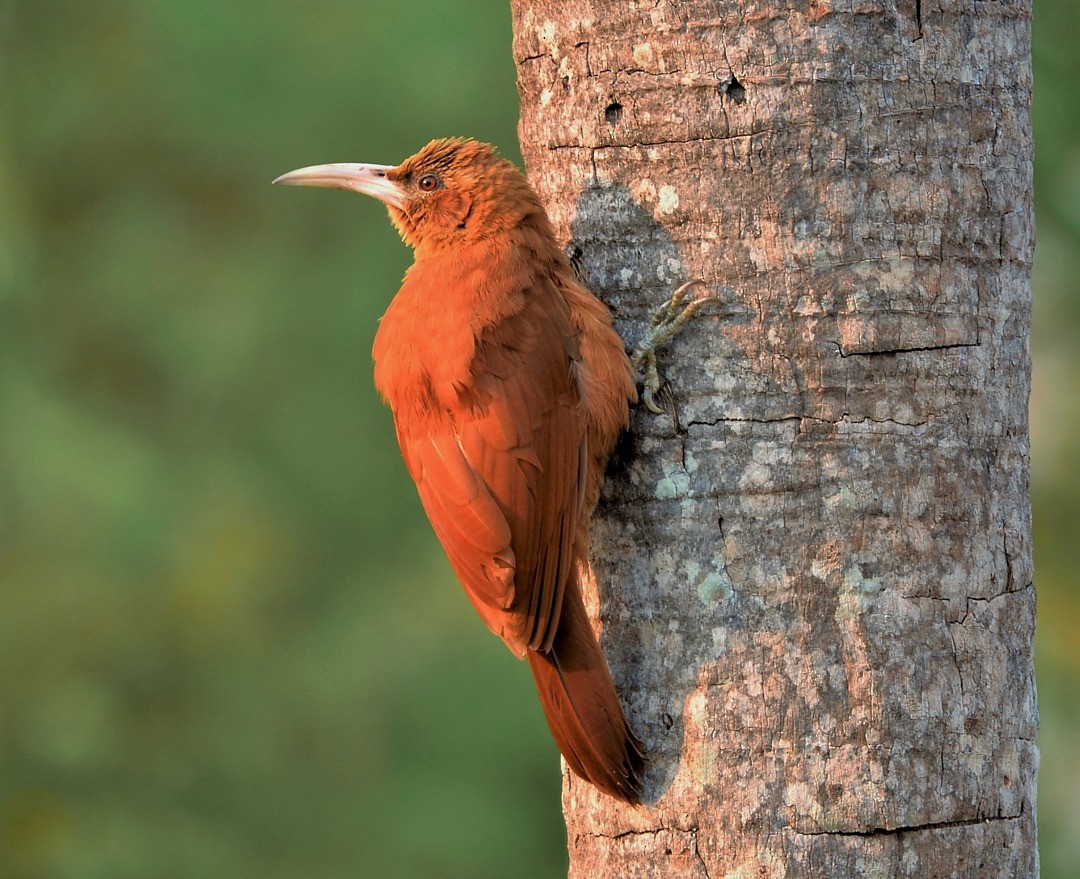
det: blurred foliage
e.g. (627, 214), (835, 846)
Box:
(0, 0), (1074, 876)
(1031, 0), (1080, 875)
(1, 2), (565, 878)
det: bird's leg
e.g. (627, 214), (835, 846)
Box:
(630, 279), (726, 414)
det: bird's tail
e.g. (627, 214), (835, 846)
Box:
(526, 577), (645, 804)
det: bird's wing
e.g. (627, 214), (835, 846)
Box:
(395, 277), (585, 657)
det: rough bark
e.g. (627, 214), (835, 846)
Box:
(512, 1), (1037, 877)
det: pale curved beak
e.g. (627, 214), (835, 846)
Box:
(273, 162), (405, 210)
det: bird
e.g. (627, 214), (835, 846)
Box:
(274, 138), (715, 803)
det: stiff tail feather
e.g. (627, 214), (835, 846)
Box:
(526, 577), (645, 803)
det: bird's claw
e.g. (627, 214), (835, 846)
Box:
(631, 280), (725, 415)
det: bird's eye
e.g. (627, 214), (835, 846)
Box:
(417, 174), (441, 192)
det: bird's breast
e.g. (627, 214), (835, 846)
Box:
(371, 243), (532, 420)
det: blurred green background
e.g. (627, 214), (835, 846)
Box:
(0, 1), (1074, 877)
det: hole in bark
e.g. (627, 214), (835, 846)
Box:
(720, 74), (746, 104)
(661, 712), (674, 729)
(604, 101), (623, 125)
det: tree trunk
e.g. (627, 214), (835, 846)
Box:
(512, 1), (1037, 877)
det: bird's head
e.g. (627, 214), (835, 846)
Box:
(274, 138), (543, 254)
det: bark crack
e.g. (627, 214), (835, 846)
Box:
(804, 413), (929, 429)
(691, 828), (713, 879)
(1002, 522), (1015, 593)
(543, 131), (774, 152)
(576, 40), (593, 77)
(792, 811), (1022, 838)
(832, 340), (980, 358)
(584, 824), (716, 878)
(686, 413), (928, 429)
(687, 415), (803, 428)
(903, 579), (1033, 604)
(609, 827), (663, 840)
(945, 612), (967, 709)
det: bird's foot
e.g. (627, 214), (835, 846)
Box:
(630, 279), (725, 414)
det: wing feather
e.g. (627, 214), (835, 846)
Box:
(394, 273), (584, 657)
